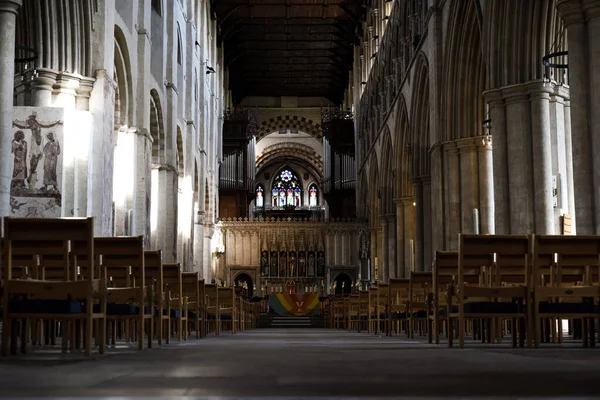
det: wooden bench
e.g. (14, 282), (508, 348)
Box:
(217, 287), (237, 334)
(205, 284), (218, 335)
(408, 272), (433, 340)
(432, 251), (458, 344)
(1, 217), (106, 357)
(347, 293), (360, 331)
(182, 272), (204, 338)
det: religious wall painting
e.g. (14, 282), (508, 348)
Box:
(10, 108), (64, 218)
(270, 250), (278, 277)
(307, 251), (315, 277)
(289, 250), (297, 277)
(298, 250), (307, 277)
(317, 250), (325, 277)
(260, 249), (269, 277)
(279, 250), (287, 277)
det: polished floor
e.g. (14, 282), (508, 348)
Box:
(0, 329), (599, 399)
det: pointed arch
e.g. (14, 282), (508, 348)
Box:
(394, 96), (412, 198)
(410, 53), (430, 179)
(176, 126), (184, 176)
(443, 0), (486, 141)
(379, 125), (395, 214)
(368, 154), (380, 227)
(150, 89), (165, 164)
(114, 25), (133, 128)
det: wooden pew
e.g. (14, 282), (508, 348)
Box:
(357, 290), (369, 332)
(144, 251), (169, 345)
(1, 217), (106, 357)
(532, 235), (600, 348)
(408, 272), (433, 339)
(94, 236), (153, 350)
(347, 294), (360, 331)
(454, 234), (530, 348)
(182, 272), (204, 338)
(388, 279), (409, 336)
(432, 251), (458, 344)
(163, 263), (187, 341)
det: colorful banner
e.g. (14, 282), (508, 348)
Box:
(269, 293), (320, 316)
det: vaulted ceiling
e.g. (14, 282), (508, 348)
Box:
(212, 0), (368, 104)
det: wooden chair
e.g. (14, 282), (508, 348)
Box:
(408, 272), (432, 339)
(163, 263), (187, 341)
(144, 251), (169, 345)
(432, 251), (458, 344)
(532, 235), (600, 348)
(1, 217), (106, 357)
(388, 279), (409, 336)
(217, 287), (237, 334)
(205, 284), (218, 335)
(347, 294), (360, 331)
(182, 272), (203, 338)
(94, 236), (153, 350)
(453, 234), (530, 348)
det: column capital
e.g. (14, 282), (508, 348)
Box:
(483, 88), (505, 105)
(0, 0), (22, 14)
(442, 140), (458, 153)
(583, 0), (600, 20)
(476, 135), (493, 151)
(525, 80), (554, 99)
(394, 196), (414, 205)
(456, 137), (477, 152)
(557, 0), (585, 25)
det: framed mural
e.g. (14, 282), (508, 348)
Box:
(10, 108), (64, 218)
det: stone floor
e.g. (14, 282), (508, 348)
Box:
(0, 329), (599, 399)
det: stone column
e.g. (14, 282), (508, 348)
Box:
(557, 0), (596, 233)
(370, 227), (377, 280)
(381, 216), (389, 282)
(193, 215), (205, 276)
(394, 200), (405, 277)
(484, 90), (510, 234)
(564, 100), (576, 229)
(477, 135), (495, 234)
(444, 141), (460, 248)
(529, 83), (555, 234)
(388, 214), (396, 279)
(457, 139), (479, 234)
(403, 198), (415, 277)
(413, 178), (424, 272)
(588, 2), (600, 233)
(422, 177), (432, 272)
(0, 0), (22, 217)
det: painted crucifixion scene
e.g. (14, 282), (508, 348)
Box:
(10, 109), (64, 218)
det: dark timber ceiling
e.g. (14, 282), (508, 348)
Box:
(212, 0), (367, 104)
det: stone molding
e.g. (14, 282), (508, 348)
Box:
(0, 0), (22, 14)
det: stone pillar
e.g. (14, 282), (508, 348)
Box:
(394, 200), (405, 277)
(388, 214), (396, 279)
(381, 216), (389, 282)
(503, 86), (535, 233)
(457, 139), (479, 234)
(403, 198), (415, 277)
(370, 227), (377, 280)
(444, 141), (460, 248)
(484, 90), (510, 234)
(529, 84), (555, 234)
(193, 218), (205, 275)
(413, 178), (424, 272)
(477, 135), (495, 234)
(422, 177), (432, 272)
(557, 0), (596, 233)
(564, 100), (576, 229)
(0, 0), (22, 217)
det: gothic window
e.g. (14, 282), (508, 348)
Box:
(272, 169), (302, 207)
(255, 184), (264, 208)
(309, 184), (318, 207)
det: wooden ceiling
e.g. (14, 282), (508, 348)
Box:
(212, 0), (368, 104)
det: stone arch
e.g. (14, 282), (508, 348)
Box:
(114, 25), (133, 127)
(379, 125), (395, 215)
(410, 53), (430, 178)
(233, 272), (254, 297)
(368, 154), (380, 227)
(256, 116), (322, 142)
(443, 0), (486, 141)
(150, 89), (165, 164)
(394, 96), (412, 198)
(256, 142), (323, 173)
(332, 272), (352, 296)
(176, 126), (184, 176)
(485, 0), (565, 90)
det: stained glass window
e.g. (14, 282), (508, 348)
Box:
(255, 185), (264, 208)
(272, 169), (302, 207)
(309, 184), (318, 207)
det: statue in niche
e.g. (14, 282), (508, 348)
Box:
(307, 252), (315, 277)
(317, 251), (325, 277)
(260, 250), (269, 277)
(298, 251), (306, 277)
(42, 132), (61, 192)
(279, 251), (287, 277)
(289, 251), (297, 277)
(270, 251), (278, 277)
(11, 131), (28, 191)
